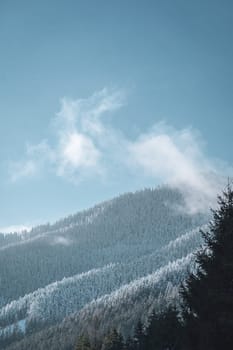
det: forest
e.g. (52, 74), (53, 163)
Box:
(1, 185), (232, 349)
(74, 185), (233, 350)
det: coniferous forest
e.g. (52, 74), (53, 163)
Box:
(1, 185), (233, 350)
(74, 185), (233, 350)
(0, 187), (207, 349)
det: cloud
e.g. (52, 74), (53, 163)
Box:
(128, 124), (226, 212)
(9, 88), (124, 183)
(9, 140), (54, 182)
(60, 133), (100, 168)
(51, 236), (72, 246)
(0, 225), (31, 234)
(53, 88), (124, 181)
(9, 88), (231, 213)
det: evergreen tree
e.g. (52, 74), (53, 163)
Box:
(124, 336), (134, 350)
(181, 184), (233, 349)
(145, 306), (182, 350)
(76, 334), (92, 350)
(133, 320), (145, 350)
(101, 329), (124, 350)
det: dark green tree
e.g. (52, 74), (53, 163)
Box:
(124, 336), (134, 350)
(76, 334), (92, 350)
(145, 306), (182, 350)
(133, 320), (146, 350)
(181, 184), (233, 349)
(101, 329), (124, 350)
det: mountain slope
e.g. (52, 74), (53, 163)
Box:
(0, 186), (208, 349)
(0, 187), (205, 304)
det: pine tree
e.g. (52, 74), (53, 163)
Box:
(124, 336), (134, 350)
(133, 320), (145, 350)
(145, 306), (182, 350)
(76, 334), (92, 350)
(101, 329), (124, 350)
(181, 184), (233, 349)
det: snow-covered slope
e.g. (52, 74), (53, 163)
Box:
(0, 186), (208, 349)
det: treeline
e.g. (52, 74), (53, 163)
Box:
(75, 185), (233, 350)
(75, 305), (182, 350)
(0, 232), (199, 330)
(0, 187), (207, 350)
(0, 187), (205, 304)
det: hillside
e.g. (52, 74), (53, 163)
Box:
(0, 186), (208, 349)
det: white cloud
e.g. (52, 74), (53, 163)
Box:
(9, 88), (124, 183)
(9, 140), (55, 182)
(55, 88), (124, 137)
(128, 128), (206, 189)
(56, 132), (101, 180)
(0, 225), (31, 235)
(51, 236), (72, 246)
(9, 88), (231, 213)
(128, 124), (227, 212)
(53, 88), (124, 181)
(61, 133), (100, 168)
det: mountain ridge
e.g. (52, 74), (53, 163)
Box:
(0, 186), (208, 349)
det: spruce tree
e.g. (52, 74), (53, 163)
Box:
(124, 336), (134, 350)
(145, 306), (182, 350)
(133, 320), (145, 350)
(101, 329), (124, 350)
(76, 334), (92, 350)
(181, 184), (233, 349)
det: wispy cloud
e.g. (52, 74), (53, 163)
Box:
(0, 225), (31, 234)
(9, 140), (54, 182)
(9, 88), (124, 183)
(128, 123), (227, 212)
(51, 236), (72, 246)
(9, 88), (232, 213)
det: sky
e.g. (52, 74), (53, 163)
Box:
(1, 0), (233, 231)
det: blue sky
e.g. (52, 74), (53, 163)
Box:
(1, 0), (233, 231)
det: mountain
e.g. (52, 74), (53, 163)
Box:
(0, 186), (208, 349)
